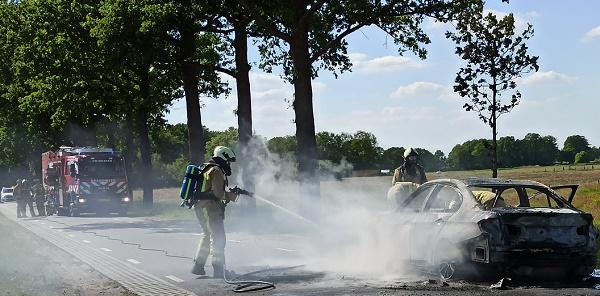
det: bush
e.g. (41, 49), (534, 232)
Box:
(152, 154), (188, 188)
(575, 151), (589, 164)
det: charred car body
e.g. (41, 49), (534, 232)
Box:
(398, 178), (598, 280)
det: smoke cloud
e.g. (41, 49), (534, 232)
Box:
(224, 137), (423, 281)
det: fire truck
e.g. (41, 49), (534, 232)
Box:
(42, 147), (130, 216)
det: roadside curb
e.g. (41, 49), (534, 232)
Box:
(0, 203), (197, 296)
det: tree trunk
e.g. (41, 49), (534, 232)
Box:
(233, 20), (256, 212)
(85, 119), (98, 147)
(491, 92), (498, 178)
(290, 27), (320, 220)
(106, 120), (117, 148)
(181, 28), (205, 165)
(123, 115), (136, 197)
(234, 22), (252, 147)
(138, 68), (153, 208)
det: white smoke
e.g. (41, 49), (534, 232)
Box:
(223, 137), (423, 281)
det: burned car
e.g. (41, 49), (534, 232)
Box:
(398, 178), (598, 280)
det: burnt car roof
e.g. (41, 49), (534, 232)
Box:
(459, 177), (546, 188)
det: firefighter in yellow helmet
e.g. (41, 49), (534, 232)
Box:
(191, 146), (239, 278)
(392, 148), (427, 185)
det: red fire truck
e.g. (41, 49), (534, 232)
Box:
(42, 147), (130, 216)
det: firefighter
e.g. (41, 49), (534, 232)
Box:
(32, 181), (46, 216)
(22, 179), (36, 217)
(392, 148), (427, 185)
(14, 179), (27, 218)
(191, 146), (239, 278)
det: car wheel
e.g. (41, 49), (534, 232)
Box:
(433, 241), (461, 281)
(438, 261), (457, 281)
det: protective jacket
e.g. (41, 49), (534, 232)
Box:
(13, 184), (25, 200)
(197, 162), (236, 202)
(392, 163), (427, 185)
(32, 184), (44, 199)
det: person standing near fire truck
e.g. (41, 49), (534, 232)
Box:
(23, 179), (36, 217)
(14, 179), (27, 218)
(32, 181), (46, 216)
(191, 146), (239, 278)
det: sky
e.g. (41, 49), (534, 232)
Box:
(165, 0), (600, 154)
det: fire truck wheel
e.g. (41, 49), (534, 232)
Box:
(69, 204), (80, 217)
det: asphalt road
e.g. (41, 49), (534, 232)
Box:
(0, 209), (133, 296)
(1, 201), (599, 296)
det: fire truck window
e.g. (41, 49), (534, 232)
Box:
(79, 159), (125, 178)
(69, 163), (78, 177)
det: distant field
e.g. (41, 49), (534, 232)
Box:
(132, 164), (600, 223)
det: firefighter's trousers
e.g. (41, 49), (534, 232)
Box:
(16, 199), (26, 218)
(26, 198), (36, 216)
(193, 200), (226, 269)
(35, 197), (46, 216)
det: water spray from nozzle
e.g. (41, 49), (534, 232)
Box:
(231, 186), (318, 229)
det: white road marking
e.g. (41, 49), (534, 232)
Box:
(127, 259), (141, 265)
(165, 275), (184, 283)
(57, 229), (63, 232)
(228, 239), (242, 243)
(68, 234), (75, 238)
(82, 240), (91, 244)
(190, 233), (201, 236)
(100, 248), (112, 252)
(40, 222), (46, 225)
(275, 248), (297, 252)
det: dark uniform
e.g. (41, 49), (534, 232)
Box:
(23, 181), (36, 217)
(392, 163), (427, 185)
(32, 183), (46, 216)
(14, 181), (27, 218)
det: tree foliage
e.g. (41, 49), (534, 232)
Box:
(244, 0), (481, 205)
(561, 135), (591, 163)
(447, 8), (539, 177)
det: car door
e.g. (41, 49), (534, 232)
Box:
(406, 183), (439, 264)
(412, 184), (462, 263)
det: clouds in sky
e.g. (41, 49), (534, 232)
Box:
(519, 71), (578, 85)
(582, 26), (600, 42)
(349, 53), (424, 73)
(389, 81), (460, 103)
(390, 81), (445, 98)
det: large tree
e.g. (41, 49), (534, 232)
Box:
(91, 0), (183, 207)
(244, 0), (477, 207)
(5, 0), (120, 175)
(447, 9), (539, 177)
(562, 135), (591, 163)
